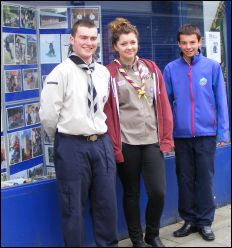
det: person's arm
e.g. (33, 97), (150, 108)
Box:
(156, 67), (174, 154)
(104, 78), (124, 163)
(163, 65), (174, 109)
(39, 69), (64, 141)
(213, 64), (229, 144)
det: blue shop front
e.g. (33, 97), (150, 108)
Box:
(1, 1), (231, 247)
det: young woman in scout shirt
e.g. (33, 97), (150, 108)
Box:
(104, 17), (174, 247)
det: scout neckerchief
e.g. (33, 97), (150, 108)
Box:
(69, 54), (98, 120)
(114, 56), (147, 99)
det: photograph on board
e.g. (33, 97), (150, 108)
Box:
(40, 34), (61, 64)
(25, 102), (40, 126)
(71, 7), (99, 28)
(41, 75), (47, 88)
(32, 127), (43, 157)
(71, 8), (85, 26)
(20, 129), (32, 161)
(15, 34), (27, 64)
(84, 8), (100, 28)
(45, 145), (54, 165)
(39, 8), (68, 29)
(22, 68), (39, 90)
(28, 164), (44, 179)
(7, 105), (24, 131)
(43, 130), (52, 144)
(8, 131), (21, 165)
(4, 70), (22, 93)
(20, 6), (36, 29)
(27, 34), (37, 64)
(61, 34), (71, 62)
(3, 33), (15, 65)
(2, 4), (20, 28)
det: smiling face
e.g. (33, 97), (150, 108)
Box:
(178, 34), (201, 60)
(114, 32), (138, 65)
(70, 25), (98, 64)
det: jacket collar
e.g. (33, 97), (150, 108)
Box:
(180, 49), (202, 65)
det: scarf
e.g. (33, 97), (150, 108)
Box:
(69, 54), (98, 119)
(114, 56), (146, 98)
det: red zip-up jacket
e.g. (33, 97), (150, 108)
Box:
(104, 59), (174, 163)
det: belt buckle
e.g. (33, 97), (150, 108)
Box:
(87, 134), (98, 142)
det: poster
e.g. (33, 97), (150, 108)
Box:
(40, 34), (61, 64)
(3, 33), (15, 65)
(2, 4), (20, 28)
(2, 3), (102, 180)
(39, 8), (68, 29)
(205, 31), (221, 63)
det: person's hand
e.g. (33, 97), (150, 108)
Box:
(217, 141), (225, 147)
(163, 146), (175, 156)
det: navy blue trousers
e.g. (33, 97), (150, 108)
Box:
(174, 136), (216, 227)
(54, 132), (118, 247)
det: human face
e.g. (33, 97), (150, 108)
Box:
(70, 26), (98, 64)
(178, 34), (201, 60)
(114, 32), (138, 65)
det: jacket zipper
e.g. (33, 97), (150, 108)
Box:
(188, 64), (195, 137)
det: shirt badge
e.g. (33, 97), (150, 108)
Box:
(118, 80), (126, 87)
(199, 77), (207, 86)
(144, 73), (151, 80)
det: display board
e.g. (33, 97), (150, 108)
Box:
(1, 2), (102, 186)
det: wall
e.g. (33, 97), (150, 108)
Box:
(1, 145), (231, 247)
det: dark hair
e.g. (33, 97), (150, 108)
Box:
(71, 19), (96, 37)
(68, 19), (97, 54)
(177, 24), (201, 42)
(108, 17), (139, 50)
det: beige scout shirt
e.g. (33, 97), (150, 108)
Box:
(117, 61), (158, 145)
(39, 58), (110, 140)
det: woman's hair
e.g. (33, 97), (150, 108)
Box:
(177, 24), (201, 42)
(108, 17), (139, 49)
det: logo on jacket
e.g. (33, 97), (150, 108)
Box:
(199, 77), (207, 86)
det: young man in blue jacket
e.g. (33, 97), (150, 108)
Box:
(163, 24), (229, 241)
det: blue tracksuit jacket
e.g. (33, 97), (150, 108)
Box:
(163, 52), (229, 142)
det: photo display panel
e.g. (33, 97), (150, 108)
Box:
(1, 2), (102, 186)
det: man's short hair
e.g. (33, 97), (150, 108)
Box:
(177, 24), (201, 42)
(71, 19), (96, 37)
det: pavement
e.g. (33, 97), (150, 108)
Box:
(119, 204), (231, 247)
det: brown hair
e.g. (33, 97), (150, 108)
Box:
(108, 17), (139, 49)
(177, 24), (201, 42)
(71, 19), (96, 37)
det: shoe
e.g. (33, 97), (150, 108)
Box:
(145, 236), (165, 247)
(132, 239), (146, 247)
(198, 226), (215, 241)
(173, 223), (197, 237)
